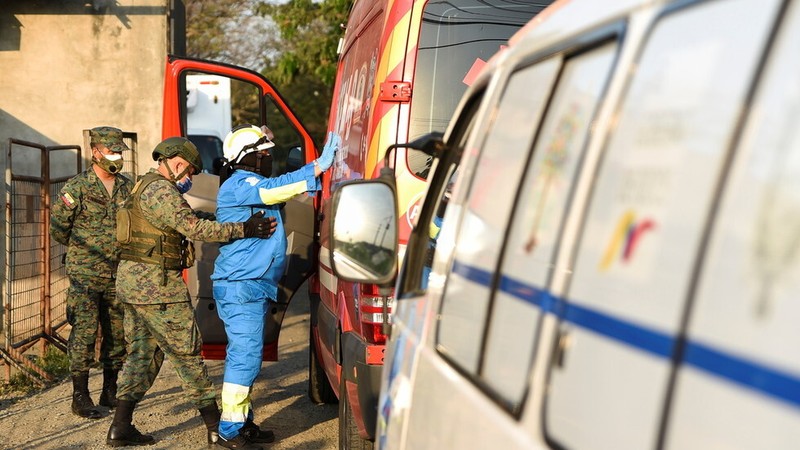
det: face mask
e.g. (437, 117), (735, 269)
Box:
(258, 153), (273, 177)
(237, 151), (273, 177)
(94, 152), (123, 174)
(176, 176), (193, 194)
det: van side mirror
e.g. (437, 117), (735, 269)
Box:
(330, 180), (398, 286)
(384, 132), (446, 176)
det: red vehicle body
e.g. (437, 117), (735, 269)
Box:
(312, 1), (553, 448)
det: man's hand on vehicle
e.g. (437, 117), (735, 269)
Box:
(243, 211), (278, 239)
(316, 131), (341, 171)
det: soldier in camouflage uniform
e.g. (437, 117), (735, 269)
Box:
(106, 137), (277, 447)
(50, 126), (132, 420)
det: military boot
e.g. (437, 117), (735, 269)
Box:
(71, 373), (101, 419)
(199, 403), (221, 446)
(106, 400), (155, 447)
(241, 419), (275, 444)
(98, 368), (119, 408)
(216, 433), (263, 450)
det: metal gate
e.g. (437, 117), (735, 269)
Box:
(2, 133), (138, 383)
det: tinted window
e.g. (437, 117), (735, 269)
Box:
(408, 0), (553, 140)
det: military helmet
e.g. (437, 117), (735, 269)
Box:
(152, 137), (203, 173)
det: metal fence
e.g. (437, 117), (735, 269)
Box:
(1, 133), (138, 384)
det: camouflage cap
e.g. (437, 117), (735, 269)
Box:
(89, 126), (129, 153)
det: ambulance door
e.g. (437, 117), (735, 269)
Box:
(543, 1), (783, 448)
(665, 2), (800, 447)
(163, 56), (317, 360)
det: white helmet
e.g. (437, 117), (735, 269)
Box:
(222, 124), (275, 163)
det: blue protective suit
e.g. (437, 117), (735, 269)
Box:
(212, 163), (319, 439)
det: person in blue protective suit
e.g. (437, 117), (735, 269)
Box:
(211, 124), (340, 450)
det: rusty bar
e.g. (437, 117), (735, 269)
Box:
(43, 145), (51, 337)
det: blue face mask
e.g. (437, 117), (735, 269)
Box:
(176, 176), (193, 194)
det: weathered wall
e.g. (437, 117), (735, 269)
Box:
(0, 0), (170, 176)
(0, 0), (173, 328)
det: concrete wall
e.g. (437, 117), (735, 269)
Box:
(0, 0), (174, 329)
(0, 0), (171, 177)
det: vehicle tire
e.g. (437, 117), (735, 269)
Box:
(308, 323), (337, 404)
(339, 373), (374, 450)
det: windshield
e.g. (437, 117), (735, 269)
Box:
(409, 0), (552, 140)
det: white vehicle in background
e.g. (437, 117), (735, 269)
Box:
(185, 74), (230, 173)
(328, 0), (800, 448)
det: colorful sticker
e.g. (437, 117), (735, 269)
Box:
(599, 210), (656, 271)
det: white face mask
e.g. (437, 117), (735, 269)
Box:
(94, 151), (124, 174)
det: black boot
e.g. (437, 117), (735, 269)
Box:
(71, 373), (101, 419)
(98, 368), (119, 408)
(199, 403), (221, 446)
(216, 433), (263, 450)
(241, 419), (275, 444)
(106, 400), (155, 447)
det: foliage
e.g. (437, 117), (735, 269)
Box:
(186, 0), (353, 146)
(40, 346), (70, 379)
(0, 347), (69, 398)
(185, 0), (278, 71)
(257, 0), (353, 85)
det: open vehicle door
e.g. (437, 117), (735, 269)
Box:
(162, 56), (319, 360)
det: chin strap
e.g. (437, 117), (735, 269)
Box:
(162, 158), (190, 183)
(232, 152), (270, 175)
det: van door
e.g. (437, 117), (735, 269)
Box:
(665, 2), (800, 447)
(543, 1), (783, 448)
(162, 56), (318, 360)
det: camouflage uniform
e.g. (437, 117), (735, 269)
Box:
(50, 133), (132, 376)
(116, 169), (245, 409)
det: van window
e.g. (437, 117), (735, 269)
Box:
(435, 57), (560, 373)
(544, 0), (782, 448)
(484, 42), (618, 410)
(667, 2), (800, 448)
(408, 0), (552, 140)
(417, 97), (481, 292)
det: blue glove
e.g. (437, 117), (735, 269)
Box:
(316, 131), (340, 171)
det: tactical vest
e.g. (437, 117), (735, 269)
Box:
(117, 172), (193, 284)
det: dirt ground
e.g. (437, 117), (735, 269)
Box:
(0, 291), (338, 450)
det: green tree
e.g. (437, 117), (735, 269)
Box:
(186, 0), (352, 145)
(186, 0), (278, 71)
(257, 0), (353, 145)
(257, 0), (352, 85)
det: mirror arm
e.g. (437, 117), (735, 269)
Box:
(383, 131), (447, 168)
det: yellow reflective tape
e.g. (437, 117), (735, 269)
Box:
(258, 180), (308, 205)
(221, 382), (250, 421)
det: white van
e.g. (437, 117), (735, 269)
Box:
(326, 0), (800, 448)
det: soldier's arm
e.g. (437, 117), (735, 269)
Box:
(50, 182), (81, 245)
(140, 180), (244, 242)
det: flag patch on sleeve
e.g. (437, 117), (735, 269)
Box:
(61, 192), (77, 209)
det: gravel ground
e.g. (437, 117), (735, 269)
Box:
(0, 289), (338, 450)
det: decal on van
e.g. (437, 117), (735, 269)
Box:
(406, 191), (425, 229)
(463, 46), (506, 86)
(599, 210), (656, 271)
